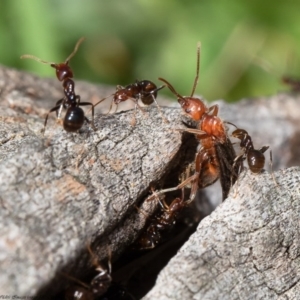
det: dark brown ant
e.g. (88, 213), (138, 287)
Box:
(148, 43), (241, 202)
(231, 126), (269, 173)
(282, 76), (300, 92)
(93, 79), (167, 124)
(21, 37), (95, 134)
(64, 244), (112, 300)
(138, 188), (189, 249)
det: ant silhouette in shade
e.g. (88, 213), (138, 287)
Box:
(148, 43), (242, 203)
(138, 187), (191, 250)
(21, 37), (95, 134)
(64, 243), (112, 300)
(231, 125), (269, 174)
(93, 79), (168, 125)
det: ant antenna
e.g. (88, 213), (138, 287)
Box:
(190, 42), (201, 97)
(87, 242), (99, 268)
(65, 37), (85, 64)
(86, 242), (111, 273)
(158, 77), (184, 100)
(20, 37), (85, 65)
(93, 94), (114, 109)
(20, 54), (55, 66)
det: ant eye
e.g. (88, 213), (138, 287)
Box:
(186, 109), (191, 113)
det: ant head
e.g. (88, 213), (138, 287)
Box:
(51, 63), (73, 82)
(20, 37), (85, 82)
(232, 128), (248, 140)
(113, 87), (130, 104)
(178, 97), (207, 121)
(51, 37), (85, 82)
(158, 77), (207, 121)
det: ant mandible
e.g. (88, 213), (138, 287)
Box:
(21, 37), (95, 134)
(149, 43), (241, 202)
(231, 126), (269, 173)
(64, 243), (112, 300)
(93, 79), (168, 124)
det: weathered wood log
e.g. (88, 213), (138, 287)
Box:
(0, 66), (192, 297)
(143, 167), (300, 299)
(0, 65), (300, 298)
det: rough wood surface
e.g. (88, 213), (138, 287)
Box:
(0, 66), (187, 297)
(0, 65), (300, 298)
(144, 167), (300, 300)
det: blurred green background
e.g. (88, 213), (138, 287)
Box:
(1, 0), (300, 102)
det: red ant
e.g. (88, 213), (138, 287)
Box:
(148, 43), (241, 202)
(93, 79), (167, 124)
(138, 188), (189, 249)
(231, 126), (269, 173)
(21, 37), (95, 134)
(64, 243), (112, 300)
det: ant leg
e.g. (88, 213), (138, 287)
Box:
(55, 98), (64, 119)
(269, 150), (279, 187)
(135, 204), (150, 219)
(147, 150), (202, 203)
(61, 272), (90, 289)
(78, 102), (96, 130)
(150, 93), (169, 124)
(230, 155), (245, 197)
(128, 99), (146, 126)
(146, 173), (199, 202)
(231, 154), (245, 184)
(112, 102), (118, 115)
(128, 98), (147, 115)
(175, 127), (208, 137)
(42, 104), (62, 134)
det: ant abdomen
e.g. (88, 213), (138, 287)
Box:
(232, 127), (269, 174)
(247, 149), (266, 173)
(138, 80), (157, 105)
(64, 107), (85, 132)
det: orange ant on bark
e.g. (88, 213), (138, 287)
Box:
(149, 43), (241, 202)
(64, 243), (112, 300)
(93, 79), (168, 125)
(231, 125), (269, 174)
(21, 37), (95, 134)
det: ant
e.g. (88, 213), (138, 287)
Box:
(148, 43), (242, 202)
(21, 37), (95, 134)
(138, 188), (189, 249)
(93, 79), (167, 124)
(64, 243), (112, 300)
(231, 125), (269, 174)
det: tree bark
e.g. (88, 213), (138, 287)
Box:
(0, 65), (300, 299)
(0, 66), (188, 297)
(143, 167), (300, 299)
